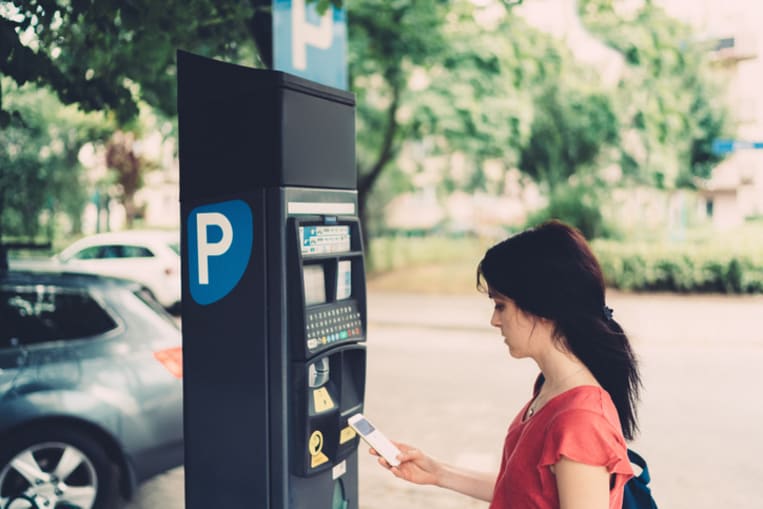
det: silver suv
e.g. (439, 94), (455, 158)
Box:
(0, 270), (183, 509)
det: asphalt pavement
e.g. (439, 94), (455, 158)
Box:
(127, 290), (763, 509)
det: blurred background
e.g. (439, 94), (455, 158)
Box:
(2, 0), (762, 292)
(2, 0), (762, 508)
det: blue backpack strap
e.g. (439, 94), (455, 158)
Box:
(623, 448), (658, 509)
(627, 448), (651, 484)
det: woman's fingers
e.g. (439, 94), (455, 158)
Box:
(397, 447), (423, 464)
(370, 442), (409, 463)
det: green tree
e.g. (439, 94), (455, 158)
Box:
(353, 2), (586, 238)
(514, 69), (620, 239)
(0, 1), (258, 125)
(0, 79), (112, 241)
(1, 1), (261, 238)
(519, 83), (619, 194)
(401, 6), (563, 192)
(348, 0), (451, 235)
(579, 0), (732, 188)
(2, 0), (543, 242)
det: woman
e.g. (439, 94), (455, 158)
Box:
(372, 220), (641, 509)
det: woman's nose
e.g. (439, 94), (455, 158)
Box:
(490, 310), (501, 328)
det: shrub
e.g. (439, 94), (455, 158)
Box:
(525, 184), (619, 240)
(592, 240), (763, 294)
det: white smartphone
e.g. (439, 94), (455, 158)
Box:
(347, 413), (402, 467)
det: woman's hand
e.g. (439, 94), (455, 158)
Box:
(370, 442), (441, 486)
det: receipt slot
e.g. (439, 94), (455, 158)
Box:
(178, 52), (366, 509)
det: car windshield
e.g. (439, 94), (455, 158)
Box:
(167, 242), (180, 255)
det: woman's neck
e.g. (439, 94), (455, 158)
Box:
(535, 349), (596, 396)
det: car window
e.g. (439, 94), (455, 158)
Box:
(100, 245), (122, 258)
(0, 285), (118, 348)
(72, 246), (102, 260)
(72, 244), (154, 259)
(167, 242), (180, 255)
(121, 245), (154, 258)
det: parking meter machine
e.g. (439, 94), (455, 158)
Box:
(178, 52), (366, 509)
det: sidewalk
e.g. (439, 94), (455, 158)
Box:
(367, 289), (763, 346)
(363, 289), (763, 509)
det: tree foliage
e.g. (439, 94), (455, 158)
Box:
(351, 2), (589, 220)
(1, 0), (732, 242)
(519, 84), (619, 192)
(0, 0), (258, 125)
(0, 78), (112, 240)
(2, 0), (543, 233)
(348, 0), (450, 226)
(579, 0), (732, 188)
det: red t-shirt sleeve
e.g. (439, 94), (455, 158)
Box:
(538, 409), (633, 476)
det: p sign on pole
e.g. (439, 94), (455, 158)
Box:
(273, 0), (348, 90)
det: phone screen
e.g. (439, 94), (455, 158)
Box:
(352, 417), (375, 436)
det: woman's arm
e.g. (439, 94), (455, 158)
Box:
(553, 456), (610, 509)
(372, 443), (496, 502)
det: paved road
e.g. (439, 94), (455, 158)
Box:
(127, 290), (763, 509)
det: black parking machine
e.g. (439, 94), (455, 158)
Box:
(178, 51), (367, 509)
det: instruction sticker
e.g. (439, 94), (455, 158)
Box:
(313, 387), (335, 413)
(339, 426), (357, 444)
(309, 430), (329, 468)
(332, 460), (347, 480)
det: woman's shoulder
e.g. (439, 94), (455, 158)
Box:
(546, 385), (622, 431)
(537, 385), (632, 475)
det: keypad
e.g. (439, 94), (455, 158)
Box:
(306, 302), (363, 351)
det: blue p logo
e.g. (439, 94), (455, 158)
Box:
(188, 200), (253, 305)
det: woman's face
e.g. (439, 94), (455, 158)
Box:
(489, 291), (539, 358)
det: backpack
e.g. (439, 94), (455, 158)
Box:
(623, 449), (659, 509)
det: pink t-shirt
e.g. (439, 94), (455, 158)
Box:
(490, 385), (633, 509)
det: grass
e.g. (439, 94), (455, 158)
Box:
(367, 259), (480, 294)
(366, 235), (492, 294)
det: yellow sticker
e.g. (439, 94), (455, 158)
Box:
(311, 450), (329, 468)
(308, 430), (324, 456)
(313, 387), (335, 413)
(339, 426), (357, 444)
(308, 430), (329, 468)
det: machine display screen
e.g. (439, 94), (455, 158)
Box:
(300, 225), (351, 255)
(303, 264), (326, 306)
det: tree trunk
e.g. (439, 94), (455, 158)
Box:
(357, 80), (402, 266)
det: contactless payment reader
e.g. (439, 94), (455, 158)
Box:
(178, 52), (366, 509)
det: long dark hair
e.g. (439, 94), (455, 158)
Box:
(477, 220), (641, 440)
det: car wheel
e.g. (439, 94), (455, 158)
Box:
(0, 427), (122, 509)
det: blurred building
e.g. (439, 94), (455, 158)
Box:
(663, 0), (763, 229)
(135, 161), (180, 229)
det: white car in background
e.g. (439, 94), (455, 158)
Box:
(56, 230), (181, 311)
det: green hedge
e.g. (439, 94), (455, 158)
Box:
(592, 241), (763, 294)
(367, 232), (763, 295)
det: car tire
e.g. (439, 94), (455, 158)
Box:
(0, 426), (123, 509)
